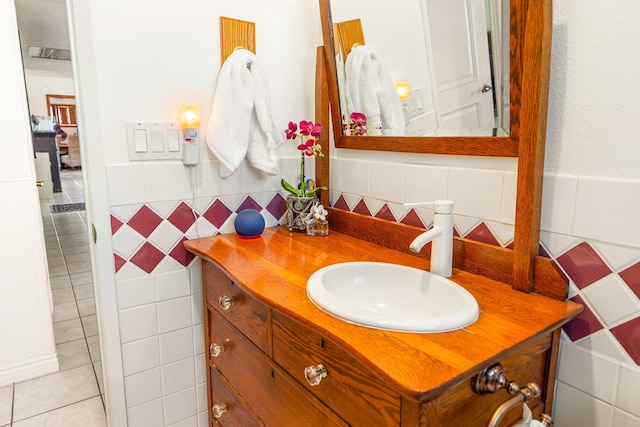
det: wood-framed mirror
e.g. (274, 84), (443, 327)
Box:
(317, 0), (556, 297)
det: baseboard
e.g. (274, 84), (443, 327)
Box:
(0, 353), (59, 387)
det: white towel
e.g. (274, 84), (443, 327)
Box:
(206, 49), (282, 177)
(345, 45), (405, 136)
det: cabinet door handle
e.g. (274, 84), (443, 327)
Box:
(212, 403), (227, 419)
(304, 363), (327, 386)
(209, 343), (225, 358)
(218, 295), (234, 311)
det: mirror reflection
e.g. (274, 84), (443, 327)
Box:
(331, 0), (510, 137)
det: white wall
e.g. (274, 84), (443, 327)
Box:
(24, 70), (75, 117)
(0, 0), (58, 386)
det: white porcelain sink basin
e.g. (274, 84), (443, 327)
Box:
(307, 262), (479, 333)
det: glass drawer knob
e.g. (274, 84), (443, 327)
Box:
(212, 403), (227, 419)
(218, 295), (234, 311)
(304, 363), (327, 386)
(209, 343), (225, 358)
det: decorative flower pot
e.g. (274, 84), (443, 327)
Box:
(286, 195), (318, 232)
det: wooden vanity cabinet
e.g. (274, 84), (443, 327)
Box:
(202, 260), (558, 427)
(204, 262), (346, 427)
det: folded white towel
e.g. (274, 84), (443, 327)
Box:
(206, 49), (282, 177)
(345, 45), (405, 136)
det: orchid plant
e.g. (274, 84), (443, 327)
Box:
(342, 111), (379, 136)
(281, 120), (327, 197)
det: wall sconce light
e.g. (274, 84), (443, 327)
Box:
(180, 104), (200, 166)
(180, 104), (200, 142)
(395, 82), (411, 126)
(395, 82), (410, 102)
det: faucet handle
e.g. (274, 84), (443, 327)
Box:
(403, 200), (454, 214)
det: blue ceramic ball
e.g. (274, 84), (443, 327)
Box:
(234, 209), (265, 238)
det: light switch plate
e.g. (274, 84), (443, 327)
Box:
(126, 121), (183, 161)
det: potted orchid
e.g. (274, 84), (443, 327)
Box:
(281, 120), (327, 231)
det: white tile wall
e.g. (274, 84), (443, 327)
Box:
(448, 167), (505, 222)
(106, 164), (146, 206)
(573, 177), (640, 247)
(119, 304), (158, 343)
(557, 341), (620, 404)
(157, 297), (192, 335)
(541, 173), (578, 234)
(163, 387), (197, 425)
(121, 337), (160, 377)
(404, 164), (448, 204)
(617, 365), (640, 418)
(369, 161), (405, 203)
(161, 358), (195, 395)
(553, 381), (615, 427)
(124, 368), (162, 407)
(159, 328), (194, 366)
(127, 398), (164, 427)
(340, 159), (370, 196)
(581, 275), (640, 326)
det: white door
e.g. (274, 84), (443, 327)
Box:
(425, 0), (495, 129)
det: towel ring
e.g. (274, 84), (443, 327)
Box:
(234, 45), (246, 52)
(351, 42), (362, 50)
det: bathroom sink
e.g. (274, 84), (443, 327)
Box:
(307, 262), (479, 333)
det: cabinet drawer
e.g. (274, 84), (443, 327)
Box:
(209, 368), (262, 427)
(272, 311), (401, 426)
(209, 309), (344, 427)
(205, 262), (268, 352)
(420, 334), (552, 426)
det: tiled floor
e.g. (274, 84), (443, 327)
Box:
(0, 170), (107, 426)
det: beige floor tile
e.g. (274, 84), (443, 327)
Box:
(57, 339), (91, 371)
(64, 252), (92, 265)
(86, 335), (101, 362)
(48, 263), (69, 278)
(50, 275), (72, 290)
(13, 365), (100, 421)
(0, 385), (12, 426)
(47, 256), (65, 267)
(93, 361), (104, 395)
(70, 272), (93, 286)
(53, 318), (84, 344)
(51, 286), (75, 305)
(52, 301), (80, 323)
(81, 315), (98, 337)
(73, 284), (94, 300)
(13, 396), (106, 427)
(66, 261), (92, 274)
(77, 298), (96, 317)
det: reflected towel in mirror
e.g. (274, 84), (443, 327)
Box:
(206, 49), (283, 177)
(345, 45), (405, 136)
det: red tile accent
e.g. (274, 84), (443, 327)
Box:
(556, 242), (612, 289)
(266, 194), (287, 220)
(237, 196), (262, 213)
(333, 195), (350, 211)
(114, 253), (126, 273)
(400, 209), (425, 228)
(352, 199), (372, 216)
(129, 242), (165, 274)
(611, 316), (640, 365)
(167, 202), (197, 233)
(127, 205), (163, 238)
(562, 295), (603, 341)
(464, 223), (501, 247)
(375, 204), (396, 221)
(111, 215), (124, 235)
(202, 200), (232, 228)
(619, 261), (640, 299)
(169, 237), (196, 267)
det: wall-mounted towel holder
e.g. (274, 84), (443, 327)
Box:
(472, 363), (554, 427)
(220, 16), (256, 65)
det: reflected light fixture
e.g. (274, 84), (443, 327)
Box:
(395, 82), (410, 101)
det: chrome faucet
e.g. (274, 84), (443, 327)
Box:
(403, 200), (454, 278)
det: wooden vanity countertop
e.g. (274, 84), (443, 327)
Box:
(184, 227), (582, 402)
